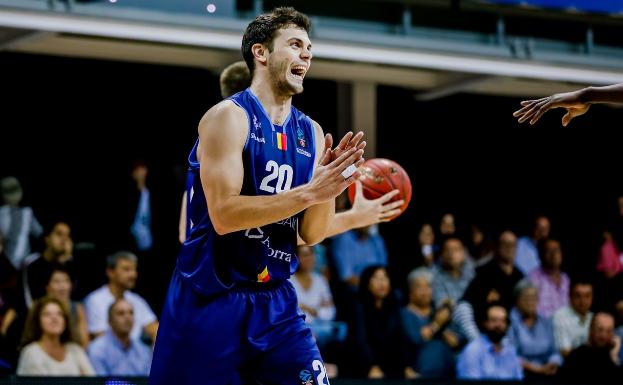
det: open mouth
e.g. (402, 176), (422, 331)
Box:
(290, 65), (307, 81)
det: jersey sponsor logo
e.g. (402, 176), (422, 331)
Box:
(297, 127), (307, 148)
(296, 148), (312, 158)
(299, 370), (313, 385)
(250, 132), (265, 144)
(244, 227), (293, 262)
(257, 266), (271, 283)
(252, 114), (262, 130)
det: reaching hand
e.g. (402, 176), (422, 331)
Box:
(513, 90), (590, 126)
(350, 181), (404, 225)
(319, 131), (366, 166)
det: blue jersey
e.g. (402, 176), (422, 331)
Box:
(179, 88), (317, 296)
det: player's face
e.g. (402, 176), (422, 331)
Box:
(267, 27), (312, 96)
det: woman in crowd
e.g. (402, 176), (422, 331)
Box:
(17, 296), (94, 375)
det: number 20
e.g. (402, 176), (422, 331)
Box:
(259, 160), (293, 193)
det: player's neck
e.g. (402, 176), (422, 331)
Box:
(250, 80), (292, 125)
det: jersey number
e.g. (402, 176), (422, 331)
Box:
(312, 360), (328, 385)
(259, 160), (293, 193)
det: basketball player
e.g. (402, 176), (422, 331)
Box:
(178, 65), (403, 243)
(513, 83), (623, 126)
(151, 8), (366, 385)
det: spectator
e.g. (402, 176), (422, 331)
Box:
(456, 303), (523, 380)
(394, 223), (437, 296)
(0, 232), (24, 371)
(87, 298), (152, 376)
(597, 195), (623, 278)
(462, 230), (524, 324)
(45, 267), (88, 348)
(128, 161), (153, 253)
(515, 215), (550, 275)
(529, 239), (570, 317)
(351, 266), (416, 379)
(23, 221), (73, 308)
(0, 176), (43, 270)
(83, 251), (158, 342)
(331, 226), (388, 290)
(438, 213), (457, 244)
(431, 237), (474, 308)
(290, 245), (345, 350)
(466, 224), (493, 267)
(553, 279), (594, 357)
(17, 297), (94, 376)
(508, 279), (561, 380)
(401, 268), (457, 378)
(558, 312), (623, 383)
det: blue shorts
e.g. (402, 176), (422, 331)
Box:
(149, 270), (327, 385)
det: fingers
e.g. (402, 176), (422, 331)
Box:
(381, 199), (404, 211)
(376, 189), (400, 203)
(562, 111), (572, 127)
(529, 100), (553, 125)
(345, 131), (365, 151)
(318, 147), (332, 166)
(324, 133), (333, 151)
(517, 99), (548, 123)
(336, 131), (353, 152)
(380, 209), (402, 221)
(354, 180), (363, 198)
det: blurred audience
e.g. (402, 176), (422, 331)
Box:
(87, 298), (152, 376)
(401, 268), (457, 378)
(290, 245), (345, 350)
(44, 267), (88, 348)
(431, 237), (474, 308)
(466, 224), (494, 267)
(332, 226), (387, 290)
(553, 279), (594, 357)
(557, 312), (623, 383)
(456, 303), (523, 380)
(0, 232), (24, 371)
(351, 266), (416, 379)
(529, 239), (570, 317)
(17, 297), (94, 376)
(0, 176), (43, 270)
(508, 279), (561, 380)
(83, 251), (158, 342)
(23, 221), (74, 308)
(515, 215), (551, 275)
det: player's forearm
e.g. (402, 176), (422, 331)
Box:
(582, 84), (623, 104)
(210, 186), (315, 235)
(299, 199), (335, 245)
(324, 210), (358, 239)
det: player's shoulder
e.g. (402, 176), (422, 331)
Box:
(200, 99), (247, 128)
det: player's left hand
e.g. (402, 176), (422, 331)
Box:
(320, 131), (366, 166)
(350, 181), (403, 225)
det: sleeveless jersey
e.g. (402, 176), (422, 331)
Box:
(178, 88), (317, 296)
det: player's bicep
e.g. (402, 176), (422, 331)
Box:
(198, 102), (248, 214)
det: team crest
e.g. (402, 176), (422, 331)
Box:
(297, 127), (306, 148)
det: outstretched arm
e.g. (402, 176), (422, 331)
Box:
(324, 181), (403, 239)
(514, 83), (623, 126)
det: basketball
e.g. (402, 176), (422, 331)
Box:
(347, 158), (412, 220)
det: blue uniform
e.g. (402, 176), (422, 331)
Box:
(150, 89), (328, 385)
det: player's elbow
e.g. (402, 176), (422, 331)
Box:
(212, 218), (235, 235)
(299, 231), (325, 246)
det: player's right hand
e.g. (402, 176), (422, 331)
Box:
(309, 146), (364, 204)
(513, 90), (590, 126)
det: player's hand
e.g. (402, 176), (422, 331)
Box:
(310, 147), (365, 204)
(513, 90), (590, 126)
(350, 181), (403, 225)
(319, 131), (366, 166)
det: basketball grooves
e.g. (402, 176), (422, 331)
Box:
(366, 163), (397, 196)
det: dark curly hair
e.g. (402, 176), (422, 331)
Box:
(241, 7), (311, 76)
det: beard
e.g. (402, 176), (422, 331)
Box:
(268, 59), (303, 96)
(485, 329), (506, 344)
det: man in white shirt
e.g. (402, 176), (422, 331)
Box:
(553, 280), (594, 357)
(83, 251), (158, 342)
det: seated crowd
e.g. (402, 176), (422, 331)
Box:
(1, 175), (623, 382)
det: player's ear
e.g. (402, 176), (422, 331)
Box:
(252, 43), (268, 66)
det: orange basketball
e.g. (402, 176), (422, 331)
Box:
(347, 158), (412, 220)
